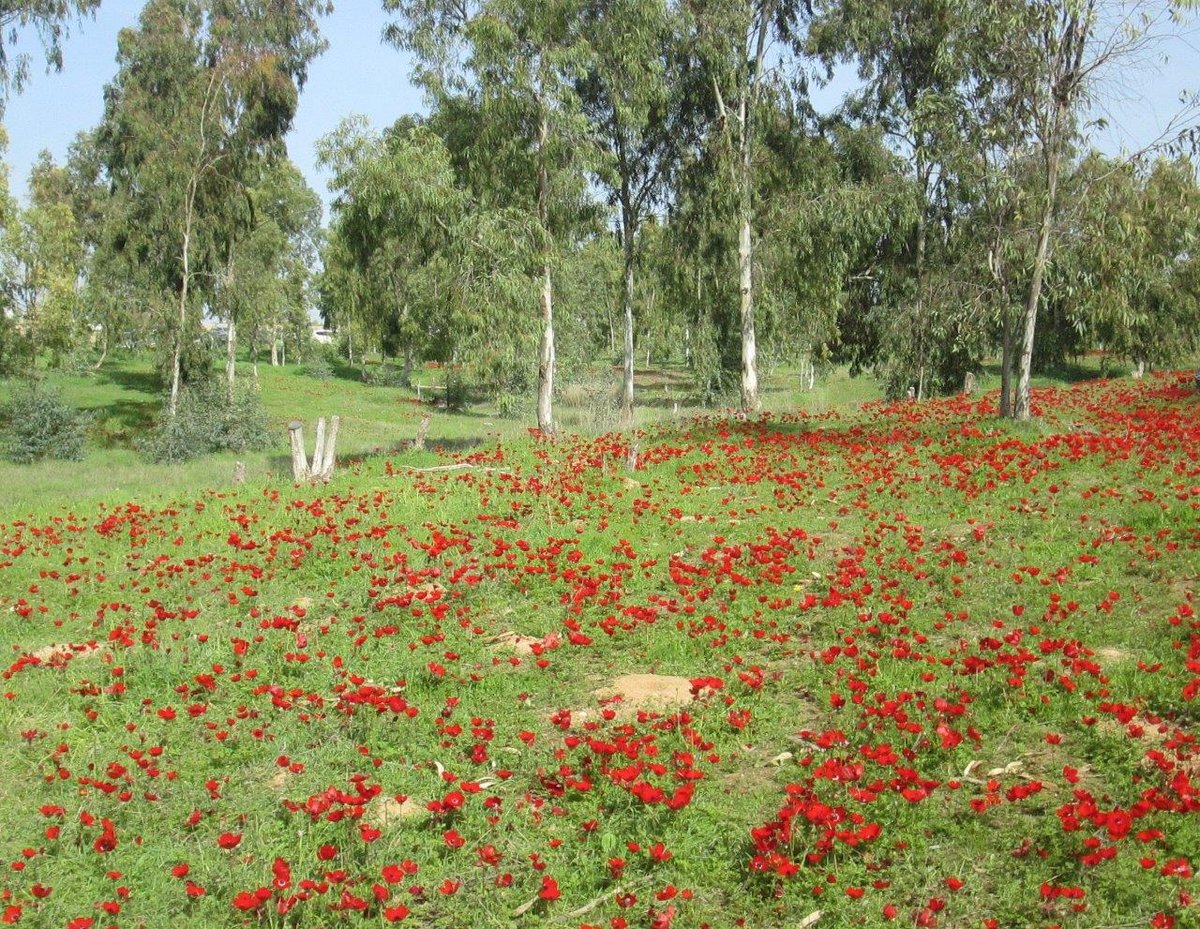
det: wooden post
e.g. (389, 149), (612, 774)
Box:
(289, 416), (340, 483)
(413, 414), (431, 451)
(288, 421), (310, 482)
(312, 417), (327, 474)
(233, 461), (246, 485)
(317, 416), (340, 481)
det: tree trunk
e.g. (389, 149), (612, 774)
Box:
(288, 421), (310, 482)
(91, 324), (108, 371)
(735, 5), (772, 415)
(225, 314), (237, 401)
(999, 309), (1015, 417)
(171, 194), (194, 420)
(537, 262), (555, 434)
(737, 205), (759, 412)
(270, 332), (279, 367)
(620, 196), (636, 427)
(913, 154), (929, 402)
(1014, 119), (1063, 422)
(535, 100), (556, 435)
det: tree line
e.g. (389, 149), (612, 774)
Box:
(1, 0), (1198, 434)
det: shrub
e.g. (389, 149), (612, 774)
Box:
(141, 381), (272, 463)
(302, 357), (334, 381)
(362, 363), (408, 388)
(443, 370), (470, 412)
(2, 387), (91, 464)
(495, 390), (529, 420)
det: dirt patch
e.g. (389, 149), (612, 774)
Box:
(27, 642), (103, 666)
(592, 674), (694, 717)
(488, 632), (543, 656)
(364, 795), (426, 828)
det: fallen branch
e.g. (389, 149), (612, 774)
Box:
(400, 463), (511, 475)
(562, 879), (651, 921)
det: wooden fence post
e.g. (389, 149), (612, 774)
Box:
(413, 414), (431, 451)
(289, 416), (340, 483)
(288, 421), (310, 482)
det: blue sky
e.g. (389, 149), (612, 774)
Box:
(2, 2), (1197, 215)
(3, 4), (422, 211)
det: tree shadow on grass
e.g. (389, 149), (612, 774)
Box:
(95, 364), (164, 396)
(82, 366), (163, 449)
(980, 359), (1129, 385)
(88, 400), (160, 449)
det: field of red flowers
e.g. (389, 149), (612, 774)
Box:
(2, 374), (1198, 929)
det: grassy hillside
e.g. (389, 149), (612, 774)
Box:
(1, 363), (1197, 928)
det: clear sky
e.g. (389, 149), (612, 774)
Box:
(2, 2), (1197, 216)
(2, 3), (423, 212)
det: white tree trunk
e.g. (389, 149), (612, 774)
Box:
(620, 203), (636, 426)
(738, 209), (759, 412)
(225, 314), (237, 400)
(535, 100), (556, 435)
(288, 421), (310, 482)
(537, 263), (555, 434)
(1015, 134), (1061, 422)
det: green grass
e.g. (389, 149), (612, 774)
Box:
(0, 355), (888, 512)
(1, 358), (1197, 929)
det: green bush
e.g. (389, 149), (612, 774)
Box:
(494, 390), (529, 420)
(443, 370), (470, 411)
(2, 387), (92, 464)
(140, 381), (272, 463)
(302, 357), (334, 381)
(362, 363), (408, 388)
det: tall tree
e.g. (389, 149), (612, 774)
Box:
(387, 0), (597, 433)
(97, 0), (328, 415)
(0, 151), (83, 368)
(810, 0), (973, 401)
(214, 158), (321, 389)
(578, 0), (685, 424)
(988, 0), (1196, 419)
(687, 0), (810, 412)
(318, 114), (538, 387)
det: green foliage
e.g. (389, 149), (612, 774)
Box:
(1, 385), (90, 463)
(140, 381), (272, 463)
(361, 362), (410, 388)
(95, 0), (330, 409)
(1054, 154), (1200, 370)
(301, 356), (334, 381)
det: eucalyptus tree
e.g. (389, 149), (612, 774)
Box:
(319, 114), (539, 387)
(385, 0), (594, 433)
(1058, 153), (1200, 374)
(318, 115), (467, 379)
(981, 0), (1198, 418)
(0, 153), (83, 368)
(578, 0), (687, 423)
(683, 0), (814, 411)
(213, 158), (321, 389)
(809, 0), (996, 400)
(96, 0), (329, 416)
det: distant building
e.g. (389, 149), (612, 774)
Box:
(312, 328), (335, 345)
